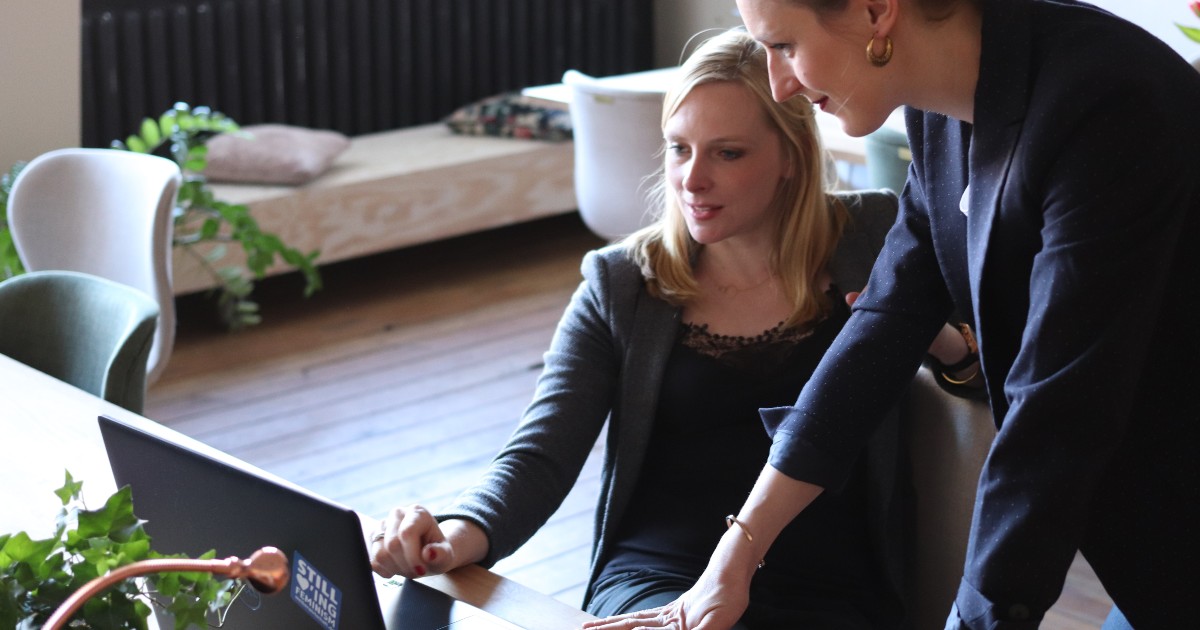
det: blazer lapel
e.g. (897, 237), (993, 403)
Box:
(965, 0), (1034, 413)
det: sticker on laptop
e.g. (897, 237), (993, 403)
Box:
(290, 551), (343, 630)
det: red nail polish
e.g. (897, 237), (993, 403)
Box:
(428, 549), (438, 561)
(414, 565), (426, 577)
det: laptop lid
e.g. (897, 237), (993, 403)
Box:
(98, 414), (519, 630)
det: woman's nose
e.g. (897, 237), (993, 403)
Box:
(682, 158), (711, 192)
(768, 59), (803, 103)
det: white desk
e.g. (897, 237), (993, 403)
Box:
(523, 67), (907, 166)
(0, 354), (595, 629)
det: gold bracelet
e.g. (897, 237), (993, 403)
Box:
(958, 323), (978, 355)
(725, 515), (765, 569)
(942, 363), (980, 385)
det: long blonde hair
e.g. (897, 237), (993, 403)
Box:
(624, 27), (847, 328)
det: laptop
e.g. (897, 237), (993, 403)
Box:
(98, 414), (522, 630)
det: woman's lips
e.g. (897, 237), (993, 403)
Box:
(689, 203), (721, 220)
(813, 96), (829, 111)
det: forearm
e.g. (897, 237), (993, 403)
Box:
(440, 252), (624, 564)
(719, 466), (824, 583)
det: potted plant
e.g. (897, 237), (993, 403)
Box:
(0, 103), (323, 330)
(0, 472), (238, 629)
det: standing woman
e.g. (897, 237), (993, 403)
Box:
(587, 1), (1200, 629)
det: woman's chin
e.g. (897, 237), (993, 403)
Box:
(686, 227), (726, 246)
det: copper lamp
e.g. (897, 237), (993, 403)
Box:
(43, 546), (289, 630)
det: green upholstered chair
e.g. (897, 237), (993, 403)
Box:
(0, 270), (159, 413)
(865, 126), (913, 194)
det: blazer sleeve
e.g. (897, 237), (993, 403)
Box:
(762, 183), (955, 489)
(437, 248), (627, 565)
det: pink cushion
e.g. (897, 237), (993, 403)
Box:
(204, 124), (350, 185)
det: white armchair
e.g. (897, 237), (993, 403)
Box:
(562, 70), (664, 241)
(8, 148), (181, 385)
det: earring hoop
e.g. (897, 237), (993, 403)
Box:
(866, 35), (893, 67)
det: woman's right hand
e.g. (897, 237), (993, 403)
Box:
(368, 505), (486, 579)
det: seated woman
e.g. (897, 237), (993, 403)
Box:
(369, 27), (975, 629)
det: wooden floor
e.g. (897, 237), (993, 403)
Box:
(144, 214), (1112, 628)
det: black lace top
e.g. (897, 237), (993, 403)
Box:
(596, 288), (893, 624)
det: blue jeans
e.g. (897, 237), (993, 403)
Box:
(1101, 606), (1134, 630)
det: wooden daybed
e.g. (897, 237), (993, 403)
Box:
(172, 124), (575, 295)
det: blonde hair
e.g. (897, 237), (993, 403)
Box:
(623, 27), (847, 329)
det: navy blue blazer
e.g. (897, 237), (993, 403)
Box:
(763, 1), (1200, 627)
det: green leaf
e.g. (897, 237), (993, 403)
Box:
(200, 217), (221, 240)
(159, 111), (178, 138)
(139, 118), (162, 148)
(54, 470), (83, 505)
(183, 157), (207, 172)
(0, 532), (56, 566)
(75, 486), (137, 540)
(1180, 23), (1200, 43)
(125, 135), (148, 154)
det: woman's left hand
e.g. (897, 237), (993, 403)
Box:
(582, 464), (822, 629)
(581, 575), (748, 630)
(581, 533), (756, 630)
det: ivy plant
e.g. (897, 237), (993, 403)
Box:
(112, 103), (323, 330)
(0, 471), (237, 629)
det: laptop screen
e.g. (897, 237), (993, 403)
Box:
(97, 414), (519, 630)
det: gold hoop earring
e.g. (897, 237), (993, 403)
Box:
(866, 35), (893, 67)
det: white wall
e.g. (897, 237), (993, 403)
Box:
(1089, 0), (1199, 62)
(0, 0), (81, 170)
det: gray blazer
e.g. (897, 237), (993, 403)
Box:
(439, 190), (905, 611)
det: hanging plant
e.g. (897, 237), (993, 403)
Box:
(112, 102), (323, 330)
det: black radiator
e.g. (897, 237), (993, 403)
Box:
(81, 0), (655, 148)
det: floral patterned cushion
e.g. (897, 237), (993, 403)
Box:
(444, 93), (572, 141)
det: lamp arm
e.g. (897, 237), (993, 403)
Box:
(43, 546), (289, 630)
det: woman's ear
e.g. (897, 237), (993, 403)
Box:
(864, 0), (899, 37)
